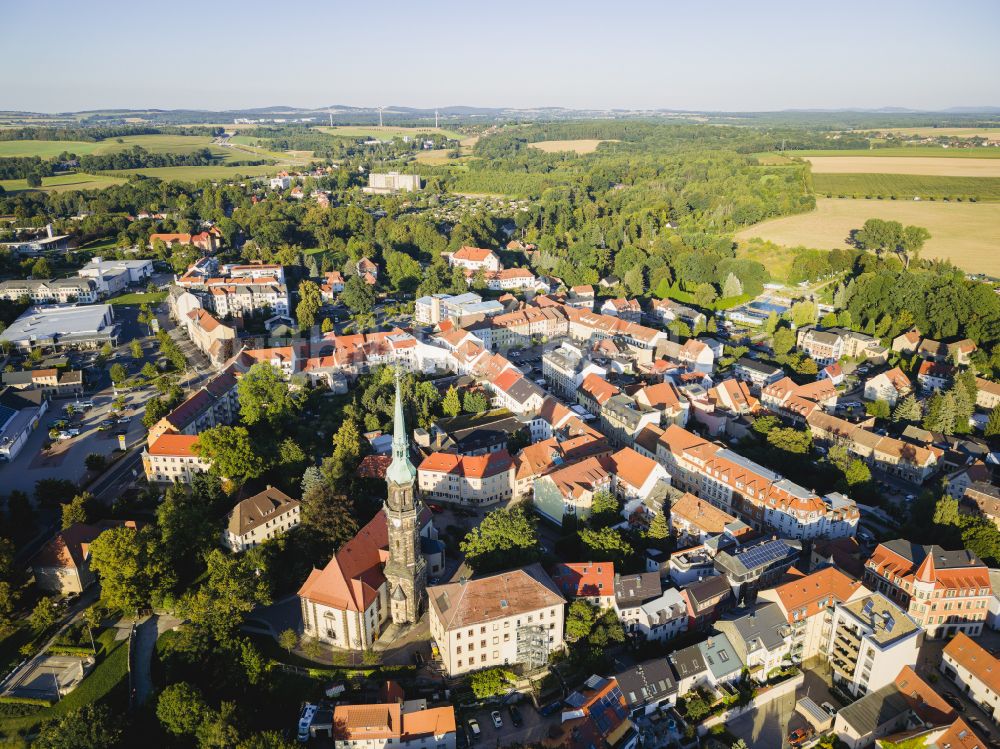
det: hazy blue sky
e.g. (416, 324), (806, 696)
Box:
(4, 0), (999, 112)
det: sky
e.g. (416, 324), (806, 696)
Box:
(4, 0), (999, 113)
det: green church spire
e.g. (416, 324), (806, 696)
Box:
(385, 367), (417, 486)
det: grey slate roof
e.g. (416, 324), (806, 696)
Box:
(615, 659), (677, 708)
(614, 571), (662, 608)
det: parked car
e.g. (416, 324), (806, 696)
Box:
(820, 702), (836, 716)
(788, 727), (815, 746)
(426, 503), (444, 513)
(467, 719), (481, 741)
(508, 704), (523, 727)
(490, 711), (502, 729)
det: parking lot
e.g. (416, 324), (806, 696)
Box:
(458, 700), (560, 748)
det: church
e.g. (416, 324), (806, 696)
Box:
(298, 372), (442, 651)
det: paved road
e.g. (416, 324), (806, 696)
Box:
(132, 614), (182, 707)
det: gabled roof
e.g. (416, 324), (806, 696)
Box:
(944, 632), (1000, 697)
(770, 567), (862, 622)
(30, 520), (137, 570)
(226, 486), (299, 537)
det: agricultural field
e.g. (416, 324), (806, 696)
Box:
(790, 147), (1000, 159)
(752, 152), (795, 165)
(529, 139), (612, 154)
(316, 125), (465, 140)
(856, 127), (1000, 142)
(804, 156), (1000, 177)
(735, 198), (1000, 276)
(813, 173), (1000, 201)
(415, 148), (458, 165)
(0, 139), (105, 157)
(0, 172), (127, 193)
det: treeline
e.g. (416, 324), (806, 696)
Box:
(0, 156), (56, 180)
(79, 146), (217, 171)
(0, 124), (223, 142)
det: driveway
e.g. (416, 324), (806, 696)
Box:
(132, 614), (182, 707)
(726, 669), (839, 749)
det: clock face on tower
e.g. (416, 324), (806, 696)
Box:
(391, 517), (401, 528)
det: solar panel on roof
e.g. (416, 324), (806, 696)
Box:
(862, 599), (874, 616)
(884, 614), (895, 632)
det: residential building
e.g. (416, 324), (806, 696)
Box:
(428, 563), (566, 676)
(759, 566), (866, 661)
(716, 603), (793, 683)
(558, 676), (637, 749)
(713, 537), (803, 603)
(446, 246), (502, 273)
(532, 455), (613, 525)
(331, 703), (456, 749)
(892, 329), (922, 355)
(0, 278), (99, 305)
(363, 172), (422, 194)
(940, 632), (1000, 723)
(577, 373), (620, 416)
(29, 520), (137, 595)
(567, 285), (595, 311)
(542, 342), (608, 400)
(183, 308), (236, 367)
(636, 587), (688, 643)
(669, 633), (743, 694)
(649, 298), (706, 330)
(600, 393), (661, 448)
(615, 659), (678, 718)
(549, 562), (616, 609)
(669, 492), (738, 544)
(863, 540), (990, 638)
(975, 377), (1000, 410)
(828, 593), (923, 697)
(149, 230), (219, 252)
(601, 298), (643, 322)
(223, 486), (301, 552)
(414, 292), (503, 325)
(147, 361), (241, 442)
(422, 409), (527, 457)
(960, 482), (1000, 528)
(0, 304), (119, 351)
(319, 271), (344, 301)
(416, 450), (514, 507)
(761, 376), (837, 423)
(614, 571), (663, 633)
(863, 367), (913, 407)
(917, 360), (955, 393)
(472, 267), (537, 292)
(732, 357), (784, 392)
(680, 574), (734, 630)
(1, 368), (83, 399)
(656, 424), (859, 539)
(807, 410), (940, 485)
(634, 381), (689, 427)
(142, 433), (210, 483)
(820, 362), (845, 385)
(797, 327), (885, 365)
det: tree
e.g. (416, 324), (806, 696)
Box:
(109, 362), (127, 385)
(278, 628), (299, 654)
(844, 459), (871, 487)
(985, 405), (1000, 437)
(865, 399), (890, 419)
(680, 690), (714, 722)
(300, 482), (359, 554)
(460, 507), (540, 573)
(721, 273), (743, 299)
(32, 704), (122, 749)
(31, 257), (51, 278)
(442, 386), (461, 417)
(468, 667), (516, 700)
(324, 417), (365, 482)
(157, 481), (218, 581)
(321, 317), (334, 334)
(157, 682), (209, 736)
(772, 327), (796, 356)
(892, 394), (922, 423)
(237, 732), (298, 749)
(933, 495), (962, 527)
(767, 427), (812, 455)
(130, 340), (143, 359)
(646, 509), (670, 542)
(579, 527), (633, 564)
(296, 279), (322, 330)
(589, 490), (621, 528)
(193, 425), (264, 485)
(29, 597), (59, 631)
(26, 173), (42, 188)
(89, 525), (171, 614)
(790, 300), (818, 328)
(923, 391), (957, 434)
(84, 453), (106, 472)
(751, 415), (780, 436)
(565, 599), (598, 642)
(341, 275), (375, 315)
(693, 283), (717, 308)
(237, 362), (304, 427)
(463, 390), (489, 414)
(61, 492), (94, 528)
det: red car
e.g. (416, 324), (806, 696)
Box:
(788, 727), (814, 746)
(426, 503), (445, 514)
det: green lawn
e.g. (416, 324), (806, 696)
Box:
(0, 140), (105, 158)
(108, 291), (166, 305)
(789, 147), (1000, 159)
(653, 281), (754, 311)
(0, 173), (127, 193)
(813, 173), (1000, 201)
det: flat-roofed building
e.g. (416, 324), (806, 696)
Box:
(363, 172), (423, 194)
(428, 564), (565, 676)
(0, 304), (119, 351)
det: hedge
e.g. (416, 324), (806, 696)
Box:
(0, 696), (54, 707)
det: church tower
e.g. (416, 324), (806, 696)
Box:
(383, 369), (427, 626)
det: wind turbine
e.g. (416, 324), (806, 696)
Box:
(377, 106), (384, 128)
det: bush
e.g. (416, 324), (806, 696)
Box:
(0, 695), (54, 707)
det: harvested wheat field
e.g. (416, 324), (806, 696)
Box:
(529, 139), (613, 154)
(861, 127), (1000, 142)
(735, 198), (1000, 276)
(805, 156), (1000, 177)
